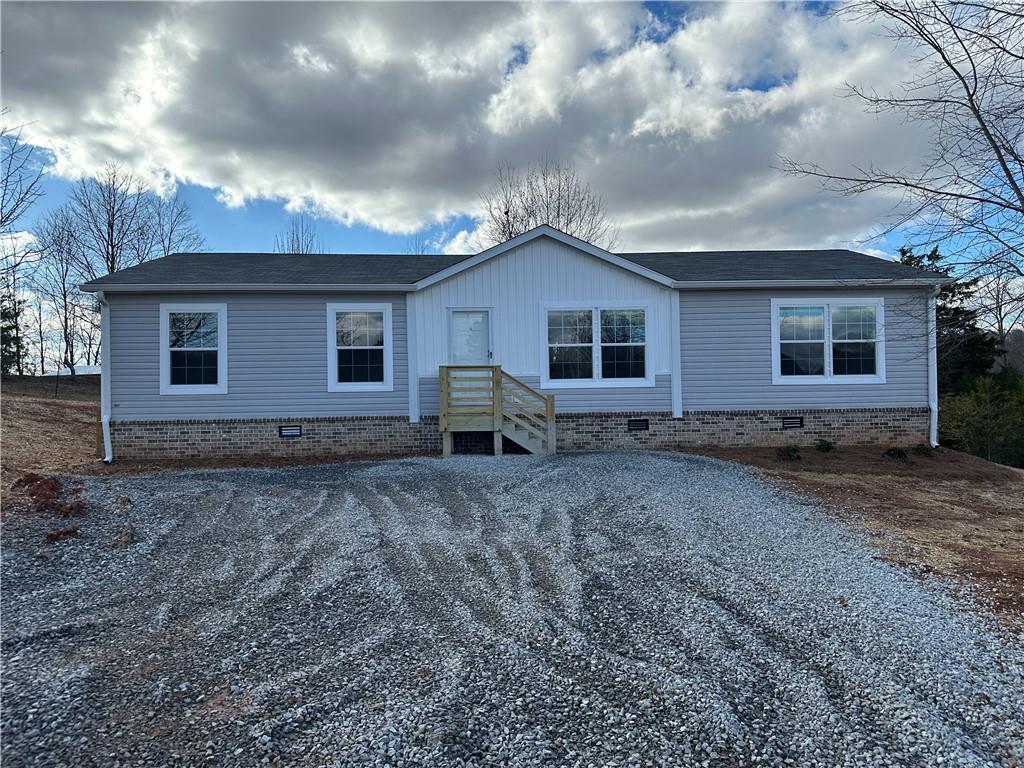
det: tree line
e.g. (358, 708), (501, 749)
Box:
(1, 113), (204, 377)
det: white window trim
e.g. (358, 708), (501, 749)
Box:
(327, 302), (394, 393)
(539, 301), (655, 389)
(770, 297), (886, 385)
(447, 307), (494, 365)
(159, 303), (228, 395)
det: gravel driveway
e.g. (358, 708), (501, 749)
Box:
(3, 452), (1022, 767)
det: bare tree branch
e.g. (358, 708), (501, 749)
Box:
(0, 110), (45, 237)
(478, 158), (619, 250)
(31, 206), (87, 375)
(147, 192), (205, 258)
(780, 0), (1024, 276)
(274, 215), (323, 254)
(69, 162), (152, 281)
(404, 233), (433, 255)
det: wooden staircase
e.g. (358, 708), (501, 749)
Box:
(439, 365), (555, 455)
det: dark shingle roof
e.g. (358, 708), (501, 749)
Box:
(81, 251), (476, 288)
(617, 249), (944, 283)
(81, 245), (945, 291)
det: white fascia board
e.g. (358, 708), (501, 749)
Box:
(81, 283), (417, 293)
(671, 278), (948, 290)
(413, 225), (676, 290)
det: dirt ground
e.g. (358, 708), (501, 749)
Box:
(1, 394), (100, 478)
(700, 446), (1024, 626)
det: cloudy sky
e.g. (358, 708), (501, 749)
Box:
(2, 1), (929, 255)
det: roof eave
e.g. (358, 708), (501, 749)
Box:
(80, 282), (418, 293)
(79, 275), (950, 294)
(670, 277), (950, 290)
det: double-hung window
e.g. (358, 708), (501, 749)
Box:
(327, 303), (393, 392)
(771, 298), (885, 384)
(547, 309), (594, 380)
(160, 303), (228, 395)
(600, 309), (646, 379)
(543, 305), (651, 387)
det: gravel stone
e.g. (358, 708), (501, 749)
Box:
(2, 452), (1022, 767)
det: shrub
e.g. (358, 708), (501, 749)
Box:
(911, 443), (934, 458)
(940, 368), (1024, 468)
(776, 445), (801, 461)
(883, 446), (909, 461)
(815, 439), (834, 453)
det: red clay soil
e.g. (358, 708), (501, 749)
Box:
(2, 396), (101, 479)
(700, 446), (1024, 627)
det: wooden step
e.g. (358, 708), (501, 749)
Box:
(501, 424), (546, 455)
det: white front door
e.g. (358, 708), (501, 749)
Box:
(450, 310), (491, 364)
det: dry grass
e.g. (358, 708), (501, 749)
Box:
(2, 396), (101, 478)
(700, 446), (1024, 626)
(2, 374), (100, 402)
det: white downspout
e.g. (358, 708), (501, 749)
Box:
(405, 293), (420, 423)
(927, 288), (939, 447)
(670, 291), (683, 418)
(97, 291), (114, 463)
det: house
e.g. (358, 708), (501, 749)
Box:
(80, 225), (946, 461)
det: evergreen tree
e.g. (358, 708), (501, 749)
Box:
(0, 290), (28, 376)
(898, 247), (1000, 395)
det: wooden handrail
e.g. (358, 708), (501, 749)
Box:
(439, 365), (555, 455)
(499, 370), (547, 405)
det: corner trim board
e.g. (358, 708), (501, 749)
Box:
(406, 294), (419, 422)
(927, 289), (939, 446)
(98, 291), (113, 463)
(670, 292), (682, 418)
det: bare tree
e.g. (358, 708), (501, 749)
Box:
(1, 110), (45, 239)
(274, 215), (323, 254)
(780, 1), (1023, 278)
(974, 265), (1024, 343)
(68, 162), (152, 282)
(404, 233), (434, 255)
(78, 312), (101, 366)
(144, 192), (205, 258)
(478, 158), (619, 249)
(32, 207), (85, 376)
(1, 110), (46, 375)
(29, 294), (48, 375)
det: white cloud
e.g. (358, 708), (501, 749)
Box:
(441, 228), (477, 255)
(2, 1), (930, 251)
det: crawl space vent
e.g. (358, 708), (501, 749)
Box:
(279, 425), (302, 438)
(780, 416), (804, 430)
(627, 418), (650, 432)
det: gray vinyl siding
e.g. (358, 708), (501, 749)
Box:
(418, 374), (672, 415)
(108, 292), (409, 420)
(679, 288), (930, 410)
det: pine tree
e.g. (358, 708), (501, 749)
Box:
(898, 247), (1000, 396)
(0, 291), (28, 377)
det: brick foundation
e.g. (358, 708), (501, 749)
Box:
(110, 407), (930, 460)
(555, 408), (930, 451)
(110, 416), (442, 461)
